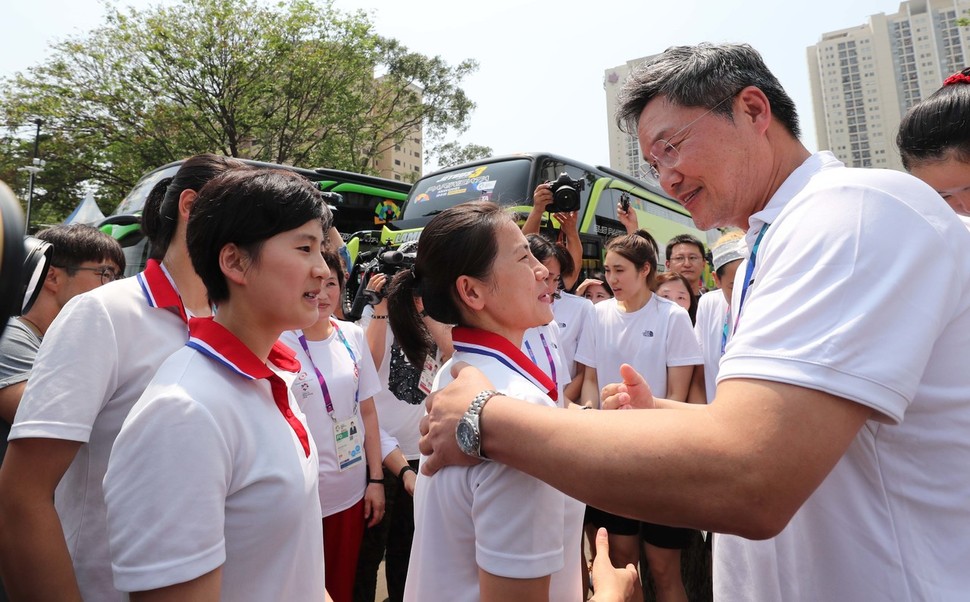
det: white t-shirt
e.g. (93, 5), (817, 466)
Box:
(522, 321), (568, 396)
(715, 152), (970, 601)
(575, 295), (701, 397)
(281, 320), (382, 517)
(693, 290), (729, 403)
(359, 306), (425, 460)
(10, 260), (192, 601)
(104, 318), (325, 599)
(552, 292), (593, 379)
(960, 213), (970, 232)
(404, 328), (583, 602)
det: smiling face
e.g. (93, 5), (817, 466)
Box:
(541, 257), (562, 300)
(604, 250), (650, 303)
(240, 219), (330, 335)
(636, 92), (771, 230)
(909, 155), (970, 217)
(461, 220), (552, 344)
(657, 279), (691, 310)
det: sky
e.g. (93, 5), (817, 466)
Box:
(1, 0), (905, 172)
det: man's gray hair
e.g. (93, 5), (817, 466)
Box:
(616, 43), (800, 139)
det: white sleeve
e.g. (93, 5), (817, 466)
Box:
(352, 326), (382, 401)
(104, 388), (230, 592)
(379, 428), (400, 460)
(472, 462), (565, 579)
(666, 307), (703, 367)
(11, 293), (120, 442)
(573, 309), (598, 369)
(720, 182), (958, 422)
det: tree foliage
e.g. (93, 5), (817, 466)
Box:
(427, 141), (494, 171)
(0, 0), (479, 224)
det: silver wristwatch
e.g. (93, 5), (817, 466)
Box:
(456, 390), (500, 459)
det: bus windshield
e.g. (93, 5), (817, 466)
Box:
(404, 159), (532, 219)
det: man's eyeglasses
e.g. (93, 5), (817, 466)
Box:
(58, 264), (121, 285)
(669, 254), (704, 265)
(639, 93), (737, 184)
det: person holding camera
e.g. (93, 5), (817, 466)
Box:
(417, 43), (970, 601)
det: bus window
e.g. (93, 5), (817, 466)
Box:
(403, 159), (531, 219)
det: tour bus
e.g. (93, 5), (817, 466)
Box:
(362, 152), (716, 276)
(100, 159), (411, 276)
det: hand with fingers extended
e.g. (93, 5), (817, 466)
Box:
(600, 363), (656, 410)
(552, 210), (579, 232)
(589, 528), (641, 602)
(418, 361), (494, 475)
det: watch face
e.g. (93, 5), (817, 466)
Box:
(456, 419), (477, 454)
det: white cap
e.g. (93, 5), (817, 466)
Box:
(711, 237), (746, 272)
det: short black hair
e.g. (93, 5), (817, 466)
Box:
(665, 233), (705, 261)
(186, 169), (333, 304)
(142, 154), (247, 259)
(40, 224), (125, 273)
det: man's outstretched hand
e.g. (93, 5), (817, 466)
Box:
(600, 364), (656, 410)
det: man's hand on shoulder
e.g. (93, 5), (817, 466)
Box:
(418, 362), (494, 475)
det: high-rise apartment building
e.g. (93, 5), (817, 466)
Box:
(808, 0), (970, 170)
(604, 56), (656, 179)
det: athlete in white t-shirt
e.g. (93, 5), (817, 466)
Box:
(575, 232), (701, 601)
(384, 202), (634, 601)
(103, 168), (334, 600)
(281, 249), (383, 602)
(0, 154), (241, 601)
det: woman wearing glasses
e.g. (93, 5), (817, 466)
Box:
(0, 154), (243, 601)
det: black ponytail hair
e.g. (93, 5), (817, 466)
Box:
(141, 154), (247, 258)
(387, 201), (512, 367)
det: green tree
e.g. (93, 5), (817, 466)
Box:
(1, 0), (479, 222)
(427, 141), (494, 170)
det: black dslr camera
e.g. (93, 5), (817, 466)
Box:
(345, 242), (417, 322)
(545, 172), (585, 213)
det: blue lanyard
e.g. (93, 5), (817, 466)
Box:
(524, 331), (558, 386)
(733, 223), (770, 335)
(297, 320), (359, 421)
(720, 305), (731, 356)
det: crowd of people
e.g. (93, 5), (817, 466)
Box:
(0, 41), (968, 602)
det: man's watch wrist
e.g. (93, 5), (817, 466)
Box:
(456, 389), (501, 459)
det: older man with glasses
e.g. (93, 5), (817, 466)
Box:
(417, 42), (970, 602)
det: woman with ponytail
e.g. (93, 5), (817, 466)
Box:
(0, 154), (244, 601)
(388, 201), (635, 602)
(897, 67), (970, 230)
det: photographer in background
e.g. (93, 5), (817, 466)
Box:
(0, 225), (124, 466)
(523, 183), (582, 291)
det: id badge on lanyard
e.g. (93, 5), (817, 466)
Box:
(298, 322), (363, 472)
